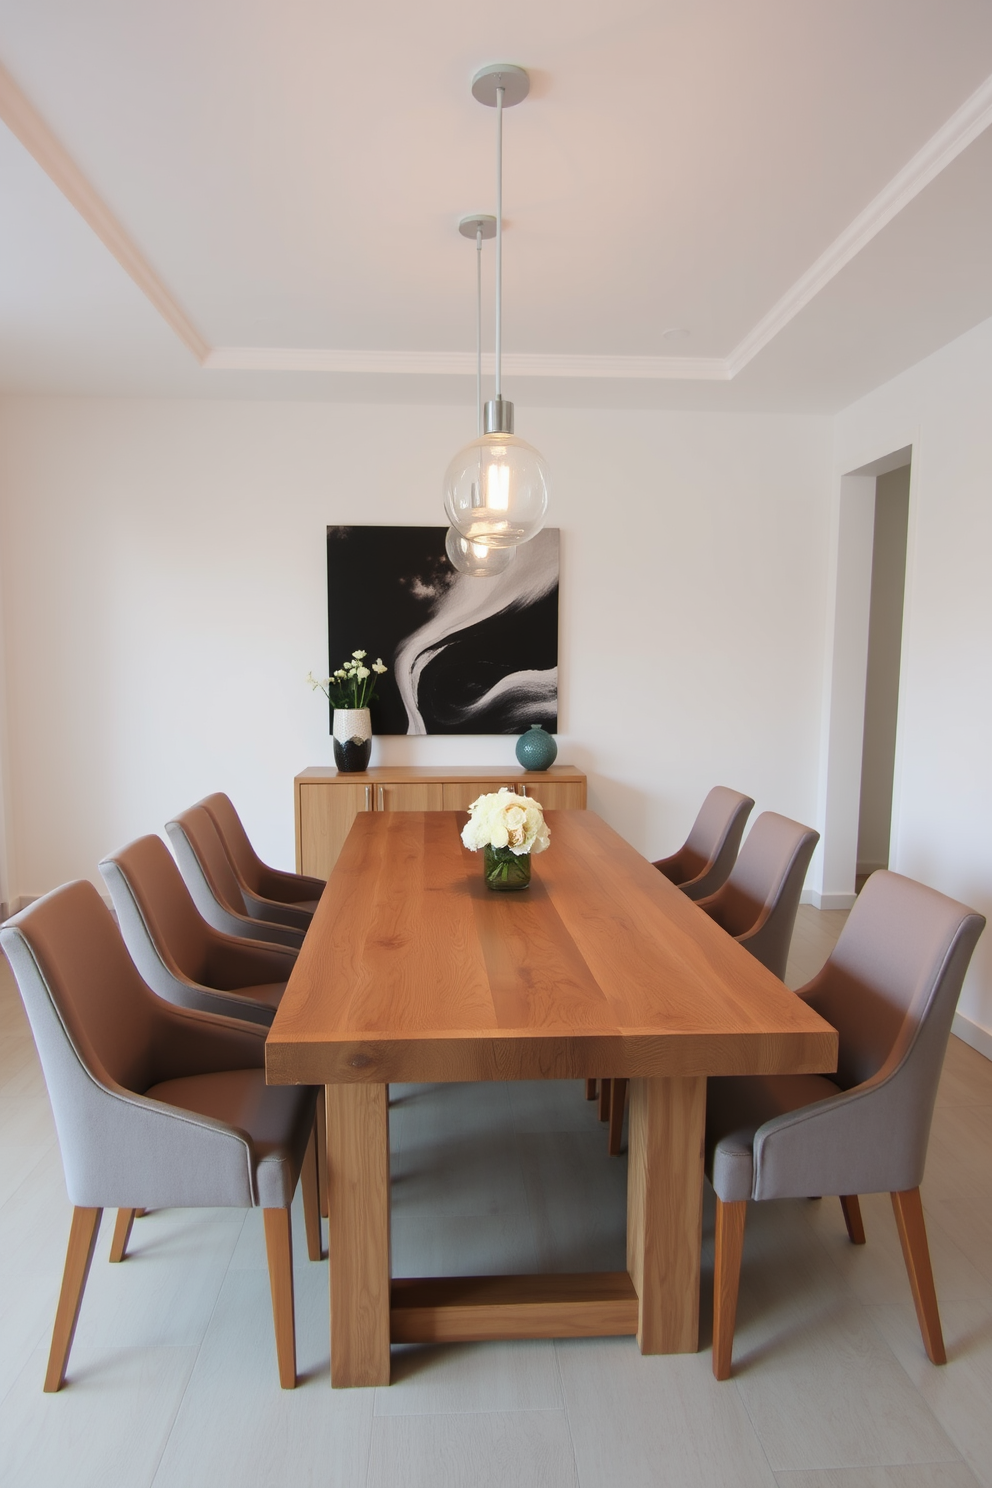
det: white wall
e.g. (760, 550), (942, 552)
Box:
(0, 397), (831, 903)
(834, 314), (992, 1045)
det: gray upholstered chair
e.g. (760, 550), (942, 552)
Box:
(199, 792), (325, 931)
(653, 787), (755, 902)
(166, 805), (305, 951)
(0, 881), (322, 1391)
(594, 786), (757, 1155)
(697, 811), (819, 980)
(99, 835), (297, 1027)
(706, 869), (985, 1380)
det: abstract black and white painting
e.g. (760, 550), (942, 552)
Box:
(326, 526), (559, 735)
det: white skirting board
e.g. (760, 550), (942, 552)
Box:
(952, 1011), (992, 1063)
(804, 889), (858, 910)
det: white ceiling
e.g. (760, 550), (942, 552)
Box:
(1, 0), (992, 410)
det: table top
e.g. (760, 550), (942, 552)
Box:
(265, 810), (837, 1086)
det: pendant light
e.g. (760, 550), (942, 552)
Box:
(445, 213), (515, 578)
(443, 64), (550, 550)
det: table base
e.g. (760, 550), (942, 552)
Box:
(325, 1074), (705, 1387)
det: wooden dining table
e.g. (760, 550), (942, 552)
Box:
(265, 808), (837, 1387)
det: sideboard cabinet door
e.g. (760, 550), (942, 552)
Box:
(298, 781), (370, 879)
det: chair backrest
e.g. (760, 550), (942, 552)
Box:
(754, 870), (985, 1199)
(700, 811), (819, 978)
(2, 881), (162, 1096)
(167, 805), (249, 918)
(2, 880), (264, 1211)
(99, 834), (213, 986)
(679, 787), (755, 899)
(802, 870), (986, 1093)
(198, 792), (264, 894)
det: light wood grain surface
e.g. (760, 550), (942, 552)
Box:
(268, 810), (835, 1086)
(266, 809), (836, 1385)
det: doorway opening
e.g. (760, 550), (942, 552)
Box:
(855, 460), (910, 891)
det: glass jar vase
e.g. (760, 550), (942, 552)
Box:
(483, 844), (532, 891)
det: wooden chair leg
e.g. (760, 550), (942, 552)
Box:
(316, 1086), (328, 1220)
(109, 1208), (137, 1263)
(45, 1207), (102, 1392)
(891, 1188), (946, 1364)
(263, 1208), (297, 1388)
(713, 1198), (747, 1381)
(301, 1122), (323, 1262)
(585, 1079), (598, 1101)
(598, 1078), (612, 1122)
(133, 1208), (146, 1219)
(840, 1194), (866, 1245)
(608, 1078), (628, 1155)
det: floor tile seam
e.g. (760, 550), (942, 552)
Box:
(145, 1207), (251, 1486)
(124, 1345), (200, 1488)
(551, 1340), (602, 1488)
(0, 1313), (53, 1413)
(795, 1196), (878, 1301)
(0, 1137), (60, 1222)
(848, 1302), (970, 1467)
(730, 1368), (785, 1485)
(372, 1401), (571, 1421)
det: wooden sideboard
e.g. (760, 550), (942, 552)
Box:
(294, 764), (587, 879)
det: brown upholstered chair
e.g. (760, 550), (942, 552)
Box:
(0, 881), (322, 1391)
(697, 811), (819, 980)
(706, 870), (985, 1379)
(653, 787), (755, 902)
(99, 835), (298, 1027)
(199, 793), (324, 931)
(166, 806), (305, 951)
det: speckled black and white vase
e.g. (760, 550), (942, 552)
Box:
(332, 708), (372, 773)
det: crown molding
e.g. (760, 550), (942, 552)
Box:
(726, 70), (992, 377)
(203, 346), (731, 379)
(4, 59), (992, 387)
(0, 60), (209, 363)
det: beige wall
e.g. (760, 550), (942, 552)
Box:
(0, 397), (831, 900)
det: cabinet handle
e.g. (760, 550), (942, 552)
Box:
(378, 785), (385, 811)
(364, 785), (372, 811)
(517, 785), (528, 797)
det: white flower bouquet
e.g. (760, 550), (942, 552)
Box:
(461, 788), (550, 891)
(307, 650), (388, 711)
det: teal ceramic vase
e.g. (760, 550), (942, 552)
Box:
(515, 724), (558, 771)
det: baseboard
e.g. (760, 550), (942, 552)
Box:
(805, 890), (857, 910)
(952, 1011), (992, 1063)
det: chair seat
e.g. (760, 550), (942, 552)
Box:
(236, 981), (288, 1011)
(145, 1069), (317, 1208)
(707, 1073), (842, 1201)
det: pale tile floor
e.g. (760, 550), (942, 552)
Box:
(1, 905), (991, 1487)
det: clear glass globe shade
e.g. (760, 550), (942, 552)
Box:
(443, 433), (550, 549)
(444, 527), (516, 578)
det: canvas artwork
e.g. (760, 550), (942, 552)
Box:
(326, 526), (559, 735)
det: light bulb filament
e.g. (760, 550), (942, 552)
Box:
(486, 460), (510, 511)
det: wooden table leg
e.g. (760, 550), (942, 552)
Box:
(626, 1075), (706, 1354)
(325, 1083), (391, 1386)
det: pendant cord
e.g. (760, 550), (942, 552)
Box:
(476, 225), (483, 436)
(495, 84), (503, 401)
